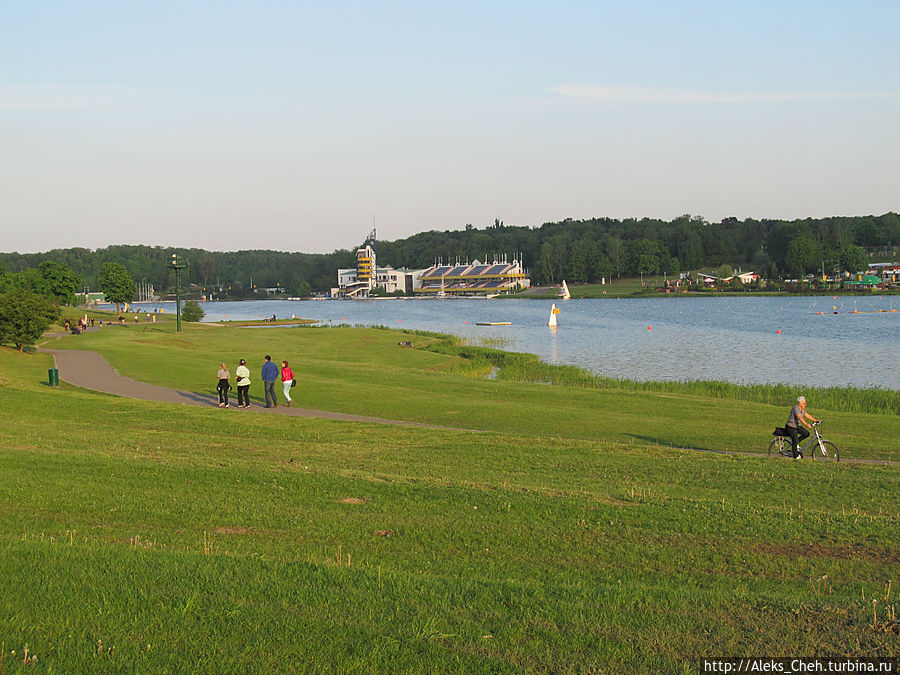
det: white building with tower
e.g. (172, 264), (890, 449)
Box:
(333, 230), (530, 298)
(333, 230), (424, 298)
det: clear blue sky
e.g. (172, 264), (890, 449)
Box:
(2, 1), (898, 254)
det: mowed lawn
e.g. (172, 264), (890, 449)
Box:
(0, 323), (897, 671)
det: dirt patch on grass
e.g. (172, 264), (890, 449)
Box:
(213, 526), (253, 535)
(340, 497), (367, 504)
(597, 495), (635, 506)
(754, 542), (899, 565)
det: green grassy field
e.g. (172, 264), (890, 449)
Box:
(0, 322), (897, 671)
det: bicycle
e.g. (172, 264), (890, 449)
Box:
(768, 421), (840, 461)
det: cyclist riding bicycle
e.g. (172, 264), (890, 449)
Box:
(785, 396), (820, 459)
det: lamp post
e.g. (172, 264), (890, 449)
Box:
(170, 254), (188, 332)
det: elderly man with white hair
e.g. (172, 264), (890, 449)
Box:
(785, 396), (820, 459)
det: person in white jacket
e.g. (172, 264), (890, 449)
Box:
(235, 359), (251, 408)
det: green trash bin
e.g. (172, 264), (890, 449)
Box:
(49, 368), (59, 386)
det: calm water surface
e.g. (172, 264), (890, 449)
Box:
(133, 296), (899, 389)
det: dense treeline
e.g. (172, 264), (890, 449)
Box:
(0, 245), (355, 299)
(1, 213), (897, 295)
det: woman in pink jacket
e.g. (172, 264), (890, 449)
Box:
(281, 360), (295, 407)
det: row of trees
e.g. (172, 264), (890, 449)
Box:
(0, 262), (138, 313)
(0, 261), (141, 350)
(0, 261), (202, 351)
(1, 213), (897, 295)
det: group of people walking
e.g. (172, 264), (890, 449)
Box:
(216, 355), (295, 409)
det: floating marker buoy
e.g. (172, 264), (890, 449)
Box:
(464, 321), (469, 324)
(647, 326), (652, 330)
(776, 329), (781, 334)
(398, 319), (402, 322)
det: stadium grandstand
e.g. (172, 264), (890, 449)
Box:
(415, 257), (530, 296)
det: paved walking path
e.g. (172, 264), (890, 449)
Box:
(40, 340), (473, 431)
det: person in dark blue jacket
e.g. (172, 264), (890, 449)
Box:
(261, 355), (280, 408)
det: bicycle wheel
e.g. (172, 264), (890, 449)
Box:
(768, 438), (789, 457)
(812, 440), (840, 461)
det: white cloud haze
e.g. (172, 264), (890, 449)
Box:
(553, 85), (900, 103)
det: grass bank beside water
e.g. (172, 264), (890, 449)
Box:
(423, 336), (900, 417)
(0, 322), (896, 670)
(525, 277), (900, 299)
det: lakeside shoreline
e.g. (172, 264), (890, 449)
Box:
(54, 304), (900, 398)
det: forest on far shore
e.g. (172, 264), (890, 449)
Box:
(2, 212), (897, 297)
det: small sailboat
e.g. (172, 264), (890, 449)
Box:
(548, 303), (560, 327)
(559, 280), (571, 300)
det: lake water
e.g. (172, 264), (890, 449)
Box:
(130, 296), (900, 390)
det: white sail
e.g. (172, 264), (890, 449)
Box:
(559, 280), (571, 300)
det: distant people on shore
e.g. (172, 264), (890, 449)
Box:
(281, 360), (295, 407)
(235, 359), (251, 408)
(262, 355), (279, 408)
(216, 363), (231, 408)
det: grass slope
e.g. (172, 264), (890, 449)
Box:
(0, 326), (897, 671)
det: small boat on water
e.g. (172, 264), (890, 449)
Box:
(558, 280), (571, 300)
(476, 321), (511, 326)
(548, 303), (560, 327)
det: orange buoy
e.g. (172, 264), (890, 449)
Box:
(776, 329), (781, 334)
